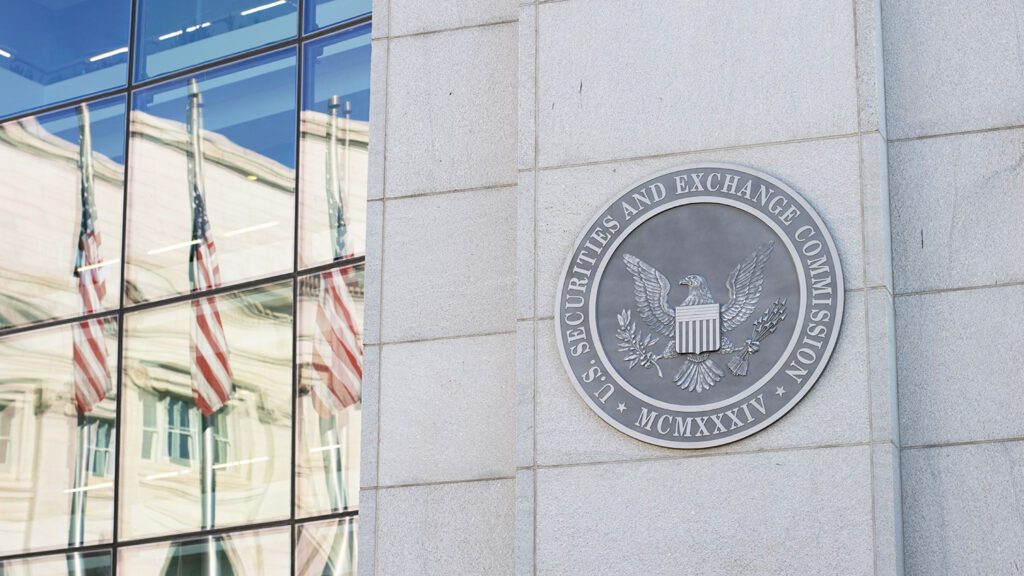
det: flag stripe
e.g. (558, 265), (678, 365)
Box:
(73, 152), (110, 414)
(189, 183), (233, 417)
(309, 267), (362, 418)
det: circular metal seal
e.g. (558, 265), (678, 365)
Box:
(555, 164), (844, 448)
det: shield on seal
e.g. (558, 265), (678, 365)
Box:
(675, 303), (721, 354)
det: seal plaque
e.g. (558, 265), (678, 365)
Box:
(555, 164), (844, 448)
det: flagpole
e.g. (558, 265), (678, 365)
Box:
(187, 78), (220, 576)
(318, 95), (349, 515)
(67, 102), (97, 576)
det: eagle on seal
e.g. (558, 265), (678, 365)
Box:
(622, 241), (774, 392)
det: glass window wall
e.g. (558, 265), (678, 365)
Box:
(295, 517), (358, 575)
(304, 0), (371, 34)
(134, 0), (299, 81)
(126, 49), (297, 304)
(0, 1), (369, 573)
(0, 319), (119, 555)
(0, 0), (131, 118)
(295, 264), (363, 518)
(299, 25), (370, 269)
(0, 96), (125, 329)
(119, 282), (292, 540)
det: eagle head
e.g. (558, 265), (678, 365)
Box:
(680, 274), (712, 300)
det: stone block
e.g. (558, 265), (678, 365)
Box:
(897, 285), (1024, 447)
(515, 469), (534, 576)
(902, 441), (1024, 575)
(381, 187), (515, 342)
(869, 288), (898, 444)
(377, 479), (515, 576)
(856, 0), (886, 135)
(536, 0), (857, 167)
(386, 24), (517, 196)
(535, 446), (874, 575)
(390, 0), (516, 37)
(882, 0), (1024, 138)
(363, 200), (383, 345)
(357, 489), (377, 576)
(368, 40), (387, 200)
(360, 344), (380, 488)
(517, 320), (535, 467)
(371, 0), (388, 38)
(861, 133), (892, 290)
(889, 129), (1024, 294)
(379, 334), (515, 485)
(873, 443), (904, 576)
(517, 172), (535, 320)
(518, 5), (536, 170)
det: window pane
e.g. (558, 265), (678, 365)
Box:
(134, 0), (299, 81)
(299, 26), (370, 269)
(0, 96), (125, 329)
(118, 527), (290, 575)
(126, 50), (297, 304)
(0, 319), (118, 555)
(304, 0), (370, 33)
(0, 1), (129, 119)
(0, 550), (111, 576)
(295, 517), (357, 575)
(295, 264), (362, 517)
(119, 283), (292, 540)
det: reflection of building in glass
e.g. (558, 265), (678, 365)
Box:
(0, 100), (364, 552)
(0, 115), (123, 326)
(300, 108), (369, 267)
(120, 284), (293, 539)
(1, 4), (369, 572)
(0, 323), (117, 555)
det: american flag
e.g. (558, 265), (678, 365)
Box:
(189, 184), (233, 417)
(72, 180), (110, 415)
(309, 266), (362, 418)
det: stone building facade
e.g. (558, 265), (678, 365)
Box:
(361, 1), (1024, 574)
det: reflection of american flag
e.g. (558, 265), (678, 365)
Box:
(310, 267), (362, 418)
(72, 188), (110, 415)
(189, 186), (233, 416)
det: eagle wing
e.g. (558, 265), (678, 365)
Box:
(719, 241), (775, 332)
(622, 254), (675, 338)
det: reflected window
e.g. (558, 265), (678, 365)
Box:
(0, 319), (118, 555)
(118, 526), (290, 575)
(167, 397), (195, 464)
(120, 283), (292, 540)
(0, 0), (130, 118)
(304, 0), (370, 33)
(299, 25), (370, 269)
(0, 96), (126, 329)
(214, 410), (233, 466)
(0, 550), (112, 576)
(135, 0), (298, 81)
(0, 403), (12, 469)
(141, 392), (159, 460)
(295, 264), (362, 517)
(91, 420), (115, 478)
(295, 517), (357, 575)
(126, 49), (297, 304)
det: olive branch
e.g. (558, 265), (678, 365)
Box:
(728, 298), (787, 376)
(616, 309), (663, 378)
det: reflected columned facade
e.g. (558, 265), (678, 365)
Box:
(0, 1), (370, 574)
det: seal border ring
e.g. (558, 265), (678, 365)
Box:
(554, 162), (845, 449)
